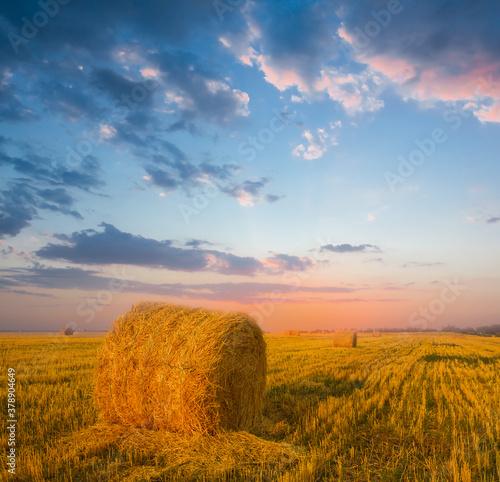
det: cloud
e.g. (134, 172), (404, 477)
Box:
(263, 254), (315, 272)
(339, 0), (500, 122)
(0, 78), (37, 122)
(400, 262), (445, 268)
(486, 217), (500, 224)
(35, 223), (316, 276)
(154, 50), (250, 125)
(320, 243), (381, 253)
(221, 178), (283, 206)
(184, 239), (214, 248)
(220, 1), (341, 95)
(0, 266), (354, 304)
(0, 182), (83, 239)
(0, 139), (104, 238)
(314, 67), (386, 115)
(292, 126), (339, 160)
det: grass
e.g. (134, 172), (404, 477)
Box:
(1, 332), (500, 480)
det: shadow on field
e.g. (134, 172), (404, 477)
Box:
(261, 375), (358, 439)
(422, 354), (499, 364)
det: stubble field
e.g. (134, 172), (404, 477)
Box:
(1, 332), (499, 481)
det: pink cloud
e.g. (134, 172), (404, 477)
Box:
(476, 101), (500, 123)
(354, 50), (500, 122)
(237, 192), (254, 206)
(315, 68), (385, 115)
(256, 55), (310, 93)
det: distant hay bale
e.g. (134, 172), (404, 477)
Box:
(59, 327), (74, 336)
(372, 331), (381, 337)
(284, 330), (300, 336)
(333, 329), (357, 348)
(284, 330), (292, 335)
(94, 302), (266, 435)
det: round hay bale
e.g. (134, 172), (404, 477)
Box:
(59, 327), (74, 336)
(333, 329), (357, 348)
(94, 302), (266, 435)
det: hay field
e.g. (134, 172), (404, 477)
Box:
(1, 333), (500, 481)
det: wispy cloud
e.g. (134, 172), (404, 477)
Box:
(320, 243), (381, 254)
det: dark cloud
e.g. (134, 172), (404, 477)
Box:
(0, 185), (38, 238)
(0, 139), (103, 238)
(340, 0), (500, 65)
(36, 80), (103, 122)
(153, 49), (250, 125)
(91, 68), (156, 108)
(486, 217), (500, 224)
(0, 182), (82, 238)
(144, 166), (179, 191)
(320, 243), (381, 253)
(35, 223), (316, 276)
(0, 1), (218, 62)
(0, 148), (103, 191)
(251, 0), (340, 81)
(0, 81), (37, 122)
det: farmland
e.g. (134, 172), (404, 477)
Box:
(1, 333), (499, 481)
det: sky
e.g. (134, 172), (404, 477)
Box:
(0, 0), (499, 332)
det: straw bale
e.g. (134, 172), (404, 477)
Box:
(333, 329), (357, 348)
(94, 302), (266, 435)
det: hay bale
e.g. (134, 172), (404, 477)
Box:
(59, 327), (74, 336)
(94, 302), (266, 435)
(372, 331), (381, 337)
(333, 329), (357, 348)
(290, 330), (300, 336)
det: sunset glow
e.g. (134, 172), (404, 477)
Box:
(0, 0), (499, 332)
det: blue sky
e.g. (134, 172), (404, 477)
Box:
(0, 0), (499, 331)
